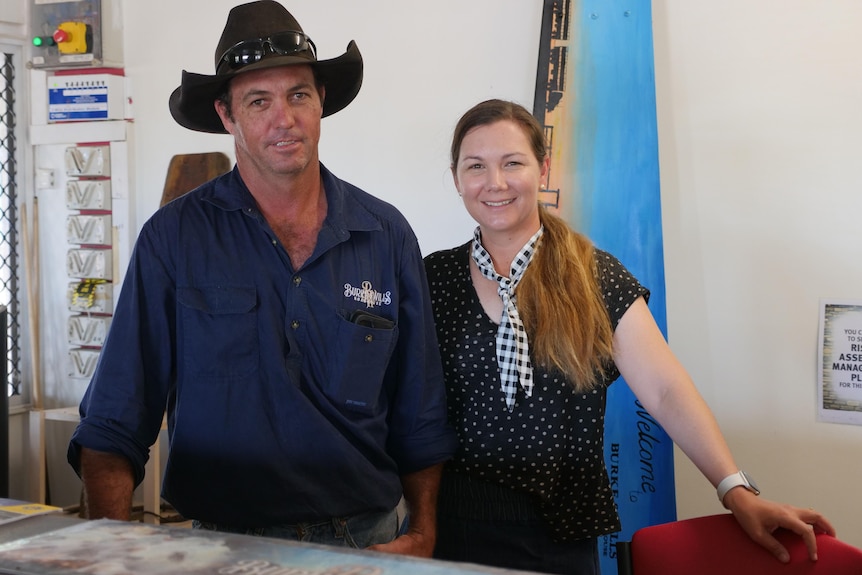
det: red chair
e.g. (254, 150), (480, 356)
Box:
(616, 513), (862, 575)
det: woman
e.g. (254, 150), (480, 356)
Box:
(424, 99), (833, 575)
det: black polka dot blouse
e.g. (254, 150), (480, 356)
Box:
(424, 241), (649, 542)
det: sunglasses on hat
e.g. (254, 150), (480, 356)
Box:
(217, 31), (317, 73)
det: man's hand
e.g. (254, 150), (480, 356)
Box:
(367, 529), (435, 558)
(724, 488), (836, 562)
(366, 463), (445, 558)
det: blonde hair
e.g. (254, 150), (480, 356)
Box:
(518, 208), (614, 391)
(452, 99), (615, 391)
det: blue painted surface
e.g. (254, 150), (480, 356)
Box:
(564, 2), (677, 572)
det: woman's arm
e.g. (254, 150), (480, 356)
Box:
(613, 297), (834, 562)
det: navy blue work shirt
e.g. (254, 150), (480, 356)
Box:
(68, 164), (457, 527)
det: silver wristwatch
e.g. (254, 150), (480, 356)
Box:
(716, 470), (760, 506)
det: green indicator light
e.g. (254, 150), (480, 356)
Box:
(33, 37), (43, 47)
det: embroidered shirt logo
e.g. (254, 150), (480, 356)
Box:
(344, 281), (392, 309)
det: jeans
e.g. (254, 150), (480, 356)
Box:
(434, 513), (599, 575)
(192, 507), (399, 549)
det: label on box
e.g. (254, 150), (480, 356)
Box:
(48, 76), (117, 121)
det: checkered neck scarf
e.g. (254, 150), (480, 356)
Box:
(471, 225), (544, 412)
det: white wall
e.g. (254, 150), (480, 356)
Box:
(10, 0), (861, 548)
(653, 0), (862, 544)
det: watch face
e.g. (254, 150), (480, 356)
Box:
(741, 470), (760, 494)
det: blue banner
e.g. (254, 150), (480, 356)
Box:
(533, 2), (676, 573)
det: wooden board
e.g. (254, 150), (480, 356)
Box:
(160, 152), (231, 207)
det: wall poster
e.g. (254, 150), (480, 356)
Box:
(533, 1), (675, 573)
(818, 299), (862, 426)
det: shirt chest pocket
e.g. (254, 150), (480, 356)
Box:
(177, 285), (259, 379)
(323, 314), (398, 416)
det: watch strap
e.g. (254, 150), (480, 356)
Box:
(716, 470), (759, 505)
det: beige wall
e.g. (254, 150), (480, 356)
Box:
(4, 0), (860, 547)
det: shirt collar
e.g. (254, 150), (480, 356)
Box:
(203, 164), (380, 234)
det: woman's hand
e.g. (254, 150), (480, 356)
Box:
(723, 488), (836, 562)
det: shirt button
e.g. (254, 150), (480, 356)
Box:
(293, 276), (302, 286)
(291, 320), (300, 330)
(364, 334), (373, 343)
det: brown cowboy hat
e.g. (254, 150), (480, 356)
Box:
(168, 0), (363, 134)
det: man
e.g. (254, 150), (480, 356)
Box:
(67, 0), (457, 557)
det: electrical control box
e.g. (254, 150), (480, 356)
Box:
(29, 0), (123, 69)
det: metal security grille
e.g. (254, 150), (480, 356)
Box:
(0, 52), (21, 398)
